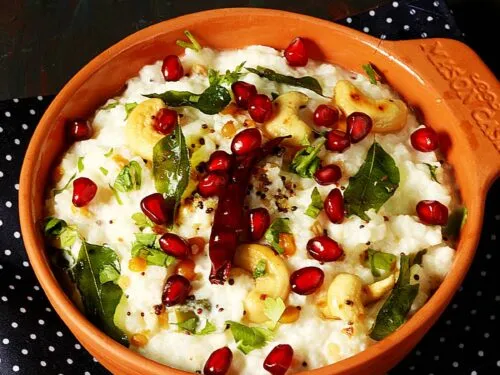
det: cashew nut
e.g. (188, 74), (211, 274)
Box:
(263, 91), (312, 146)
(233, 244), (290, 323)
(326, 273), (365, 323)
(362, 274), (395, 305)
(334, 80), (408, 133)
(125, 98), (166, 161)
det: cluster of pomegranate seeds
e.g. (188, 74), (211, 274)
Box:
(314, 164), (342, 185)
(72, 177), (97, 207)
(290, 266), (324, 295)
(204, 347), (233, 375)
(231, 81), (257, 109)
(410, 127), (439, 152)
(159, 233), (190, 258)
(161, 55), (184, 81)
(153, 108), (178, 135)
(325, 130), (350, 152)
(346, 112), (373, 143)
(162, 274), (191, 306)
(207, 150), (233, 173)
(313, 104), (339, 128)
(248, 94), (273, 123)
(140, 193), (169, 225)
(306, 235), (344, 262)
(284, 37), (308, 67)
(324, 188), (345, 224)
(249, 207), (271, 241)
(416, 200), (448, 225)
(231, 128), (262, 156)
(66, 119), (93, 142)
(263, 344), (294, 375)
(198, 173), (228, 197)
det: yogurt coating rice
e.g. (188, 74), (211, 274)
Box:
(44, 38), (460, 375)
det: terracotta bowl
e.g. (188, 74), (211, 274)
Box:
(19, 8), (500, 375)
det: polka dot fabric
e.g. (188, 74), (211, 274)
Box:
(0, 1), (498, 374)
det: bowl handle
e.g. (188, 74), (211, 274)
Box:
(390, 38), (500, 188)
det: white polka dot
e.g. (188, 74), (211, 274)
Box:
(392, 1), (399, 7)
(484, 332), (490, 338)
(486, 253), (492, 259)
(439, 337), (445, 342)
(480, 270), (487, 276)
(11, 322), (18, 328)
(497, 360), (500, 367)
(495, 295), (500, 301)
(3, 338), (9, 344)
(363, 27), (370, 33)
(20, 307), (26, 313)
(465, 325), (471, 331)
(0, 127), (3, 133)
(452, 361), (459, 368)
(21, 349), (28, 355)
(67, 358), (73, 364)
(471, 371), (477, 375)
(4, 249), (11, 256)
(380, 34), (387, 40)
(415, 350), (421, 356)
(5, 201), (12, 208)
(410, 9), (416, 15)
(434, 355), (439, 361)
(471, 309), (477, 315)
(0, 171), (3, 178)
(409, 366), (415, 370)
(495, 214), (500, 220)
(445, 319), (451, 325)
(444, 24), (451, 30)
(93, 357), (98, 362)
(421, 32), (428, 38)
(492, 234), (497, 240)
(478, 350), (484, 357)
(56, 331), (63, 337)
(40, 361), (46, 367)
(369, 10), (375, 16)
(45, 307), (52, 312)
(433, 0), (440, 5)
(477, 291), (482, 296)
(9, 285), (14, 290)
(37, 95), (43, 101)
(23, 261), (29, 267)
(29, 109), (36, 115)
(22, 123), (28, 130)
(346, 17), (352, 24)
(14, 183), (19, 190)
(427, 16), (434, 21)
(14, 231), (21, 238)
(490, 315), (496, 320)
(5, 154), (12, 161)
(27, 296), (33, 301)
(85, 372), (91, 375)
(1, 296), (7, 302)
(386, 17), (393, 23)
(30, 334), (36, 339)
(13, 98), (19, 103)
(38, 319), (45, 325)
(13, 365), (19, 372)
(14, 139), (20, 145)
(74, 343), (81, 350)
(5, 111), (11, 117)
(34, 285), (40, 291)
(48, 345), (55, 352)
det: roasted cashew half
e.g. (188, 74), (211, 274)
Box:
(125, 98), (166, 161)
(263, 91), (312, 146)
(334, 80), (408, 133)
(233, 244), (290, 323)
(362, 274), (395, 305)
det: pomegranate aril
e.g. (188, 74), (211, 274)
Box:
(159, 233), (190, 259)
(140, 193), (168, 225)
(313, 104), (339, 128)
(162, 274), (191, 306)
(153, 108), (178, 135)
(416, 200), (448, 226)
(231, 81), (257, 109)
(162, 55), (184, 81)
(231, 128), (262, 156)
(263, 344), (294, 375)
(67, 119), (93, 142)
(324, 188), (345, 224)
(248, 94), (273, 123)
(410, 127), (439, 152)
(72, 177), (97, 207)
(314, 164), (342, 185)
(325, 130), (350, 152)
(307, 235), (343, 262)
(249, 207), (271, 241)
(198, 172), (228, 197)
(290, 266), (324, 295)
(284, 37), (308, 67)
(204, 347), (233, 375)
(207, 151), (233, 173)
(347, 112), (373, 143)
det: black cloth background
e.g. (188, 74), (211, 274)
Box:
(0, 0), (498, 374)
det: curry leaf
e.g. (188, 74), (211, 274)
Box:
(44, 217), (68, 236)
(99, 264), (120, 284)
(424, 163), (439, 183)
(70, 242), (128, 345)
(264, 218), (292, 254)
(108, 184), (123, 205)
(124, 102), (138, 119)
(290, 138), (325, 178)
(253, 259), (267, 279)
(178, 317), (199, 333)
(60, 227), (78, 249)
(225, 321), (274, 354)
(77, 157), (85, 172)
(145, 84), (231, 115)
(208, 62), (246, 86)
(246, 66), (323, 96)
(196, 321), (216, 335)
(410, 249), (427, 266)
(264, 297), (286, 328)
(368, 249), (397, 279)
(344, 142), (400, 221)
(114, 161), (142, 192)
(305, 187), (323, 218)
(176, 30), (202, 52)
(153, 124), (190, 212)
(362, 63), (379, 85)
(131, 212), (154, 230)
(104, 148), (114, 157)
(99, 167), (108, 176)
(53, 173), (76, 196)
(102, 101), (119, 110)
(370, 254), (419, 341)
(443, 206), (468, 241)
